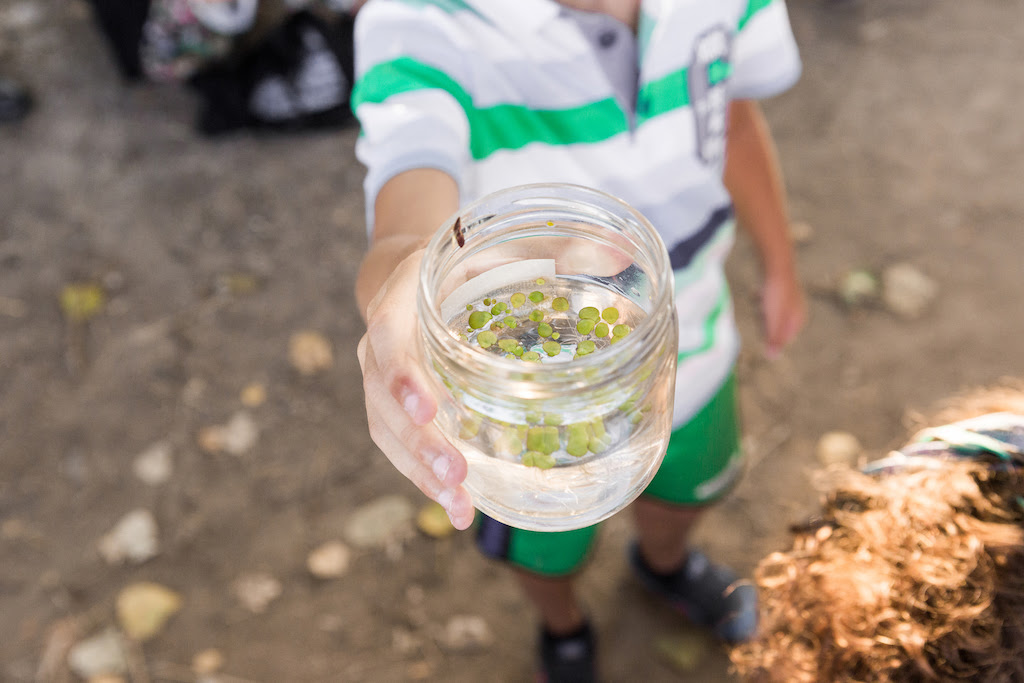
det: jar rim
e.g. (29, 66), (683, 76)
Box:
(418, 183), (675, 393)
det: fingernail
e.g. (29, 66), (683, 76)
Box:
(436, 488), (454, 511)
(432, 453), (452, 482)
(402, 390), (421, 419)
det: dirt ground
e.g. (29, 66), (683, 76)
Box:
(2, 0), (1023, 681)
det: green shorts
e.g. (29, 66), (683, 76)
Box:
(474, 373), (743, 576)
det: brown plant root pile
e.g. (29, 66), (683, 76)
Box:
(731, 390), (1024, 682)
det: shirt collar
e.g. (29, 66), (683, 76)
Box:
(464, 0), (563, 35)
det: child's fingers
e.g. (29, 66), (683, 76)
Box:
(364, 253), (439, 425)
(361, 342), (473, 527)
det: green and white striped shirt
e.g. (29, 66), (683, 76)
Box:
(352, 0), (801, 426)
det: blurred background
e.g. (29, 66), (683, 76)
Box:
(2, 0), (1023, 681)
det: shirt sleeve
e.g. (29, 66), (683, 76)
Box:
(729, 0), (802, 100)
(352, 1), (472, 235)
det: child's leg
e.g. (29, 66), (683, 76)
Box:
(631, 498), (704, 573)
(476, 517), (599, 633)
(626, 372), (758, 642)
(629, 369), (740, 570)
(513, 570), (586, 635)
(476, 517), (600, 677)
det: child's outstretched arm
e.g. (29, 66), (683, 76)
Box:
(355, 168), (475, 529)
(724, 99), (806, 358)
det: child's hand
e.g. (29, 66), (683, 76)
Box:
(760, 267), (806, 359)
(356, 250), (475, 529)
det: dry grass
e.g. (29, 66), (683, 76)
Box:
(731, 382), (1024, 683)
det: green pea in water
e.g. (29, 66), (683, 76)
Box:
(446, 275), (647, 367)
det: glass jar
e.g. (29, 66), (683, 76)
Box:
(417, 184), (678, 532)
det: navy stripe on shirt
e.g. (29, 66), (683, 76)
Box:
(668, 205), (733, 271)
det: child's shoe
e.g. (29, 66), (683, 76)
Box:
(537, 620), (597, 683)
(629, 544), (758, 643)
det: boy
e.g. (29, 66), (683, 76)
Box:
(352, 1), (805, 679)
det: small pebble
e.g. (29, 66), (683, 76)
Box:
(839, 269), (879, 307)
(307, 541), (352, 579)
(882, 263), (938, 319)
(97, 509), (159, 565)
(116, 582), (182, 641)
(789, 220), (814, 244)
(232, 573), (282, 614)
(240, 382), (267, 407)
(816, 431), (863, 467)
(417, 502), (455, 538)
(288, 331), (334, 376)
(343, 496), (415, 549)
(67, 629), (127, 679)
(192, 649), (225, 675)
(198, 411), (258, 456)
(131, 441), (173, 486)
(440, 615), (494, 652)
(655, 628), (709, 673)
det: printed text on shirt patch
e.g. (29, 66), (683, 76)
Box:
(688, 26), (732, 166)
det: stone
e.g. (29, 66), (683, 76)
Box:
(192, 648), (225, 675)
(115, 582), (182, 641)
(307, 541), (351, 579)
(232, 573), (282, 614)
(343, 496), (415, 549)
(838, 269), (879, 307)
(198, 411), (258, 456)
(416, 502), (455, 539)
(438, 615), (493, 652)
(288, 331), (334, 376)
(240, 382), (267, 407)
(59, 282), (105, 322)
(67, 629), (127, 679)
(97, 509), (159, 565)
(220, 411), (258, 455)
(816, 431), (863, 467)
(655, 628), (709, 673)
(882, 263), (938, 319)
(789, 221), (814, 245)
(391, 627), (422, 655)
(132, 441), (173, 486)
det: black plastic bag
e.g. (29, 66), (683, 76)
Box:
(84, 0), (153, 80)
(188, 10), (355, 136)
